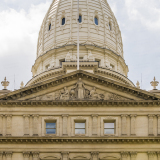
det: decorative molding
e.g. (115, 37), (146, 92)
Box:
(148, 152), (156, 160)
(130, 152), (137, 160)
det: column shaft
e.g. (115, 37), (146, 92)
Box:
(148, 115), (155, 136)
(130, 115), (136, 136)
(62, 115), (68, 135)
(6, 115), (12, 136)
(92, 115), (98, 135)
(121, 115), (128, 135)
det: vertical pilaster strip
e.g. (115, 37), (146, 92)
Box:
(33, 115), (39, 136)
(61, 152), (69, 160)
(121, 115), (128, 135)
(130, 115), (137, 136)
(62, 115), (68, 135)
(157, 152), (160, 160)
(23, 152), (30, 160)
(0, 115), (3, 136)
(32, 152), (39, 160)
(0, 152), (3, 160)
(23, 115), (30, 136)
(121, 152), (129, 160)
(6, 115), (12, 136)
(130, 152), (137, 160)
(148, 115), (155, 136)
(148, 152), (155, 160)
(92, 115), (98, 135)
(157, 115), (160, 135)
(5, 152), (12, 160)
(91, 152), (99, 160)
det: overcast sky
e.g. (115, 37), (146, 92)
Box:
(0, 0), (160, 91)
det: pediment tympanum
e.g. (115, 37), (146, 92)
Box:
(30, 78), (131, 101)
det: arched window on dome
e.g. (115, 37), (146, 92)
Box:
(109, 22), (112, 31)
(48, 23), (51, 31)
(94, 17), (98, 25)
(79, 15), (82, 23)
(62, 18), (65, 25)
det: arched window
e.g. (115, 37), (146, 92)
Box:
(79, 15), (82, 23)
(94, 17), (98, 25)
(109, 22), (112, 31)
(62, 18), (65, 25)
(48, 23), (51, 31)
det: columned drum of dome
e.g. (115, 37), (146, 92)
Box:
(29, 0), (131, 87)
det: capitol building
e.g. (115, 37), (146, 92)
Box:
(0, 0), (160, 160)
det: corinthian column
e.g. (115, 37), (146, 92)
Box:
(130, 115), (137, 136)
(92, 115), (98, 135)
(148, 152), (155, 160)
(32, 152), (39, 160)
(121, 152), (129, 160)
(121, 115), (128, 135)
(32, 115), (39, 136)
(23, 152), (30, 160)
(91, 152), (99, 160)
(23, 115), (30, 136)
(5, 115), (12, 136)
(0, 115), (3, 136)
(157, 152), (160, 160)
(157, 115), (160, 135)
(5, 152), (12, 160)
(130, 152), (137, 160)
(148, 115), (155, 136)
(0, 152), (3, 160)
(61, 152), (69, 160)
(62, 115), (68, 135)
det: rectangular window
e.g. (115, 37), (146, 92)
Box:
(75, 122), (85, 134)
(46, 122), (56, 134)
(104, 122), (115, 134)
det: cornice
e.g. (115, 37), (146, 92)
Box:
(0, 70), (159, 101)
(0, 137), (160, 144)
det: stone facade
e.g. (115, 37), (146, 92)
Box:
(0, 0), (160, 160)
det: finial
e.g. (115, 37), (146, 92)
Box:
(136, 81), (140, 89)
(1, 77), (10, 90)
(20, 81), (24, 89)
(150, 76), (159, 90)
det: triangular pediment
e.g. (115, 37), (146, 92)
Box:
(0, 70), (159, 101)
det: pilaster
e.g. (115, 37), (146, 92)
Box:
(121, 115), (128, 135)
(157, 115), (160, 136)
(130, 152), (137, 160)
(5, 115), (12, 136)
(92, 115), (98, 135)
(157, 152), (160, 160)
(32, 152), (39, 160)
(121, 152), (129, 160)
(23, 115), (30, 136)
(148, 115), (155, 136)
(148, 152), (156, 160)
(91, 152), (99, 160)
(0, 115), (3, 136)
(61, 152), (69, 160)
(32, 115), (39, 136)
(130, 115), (137, 136)
(23, 152), (30, 160)
(62, 115), (68, 135)
(0, 152), (3, 160)
(5, 152), (12, 160)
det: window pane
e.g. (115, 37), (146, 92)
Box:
(75, 123), (85, 128)
(75, 129), (85, 134)
(79, 15), (82, 23)
(104, 129), (114, 134)
(46, 129), (56, 134)
(94, 17), (98, 25)
(62, 18), (65, 25)
(46, 123), (56, 129)
(104, 123), (114, 128)
(49, 24), (51, 30)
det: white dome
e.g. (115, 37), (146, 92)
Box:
(37, 0), (123, 58)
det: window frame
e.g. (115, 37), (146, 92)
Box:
(48, 23), (51, 31)
(75, 121), (86, 135)
(62, 17), (65, 25)
(79, 14), (82, 23)
(104, 121), (115, 135)
(94, 16), (99, 25)
(45, 121), (56, 135)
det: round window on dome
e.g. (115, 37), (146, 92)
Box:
(62, 18), (65, 25)
(48, 23), (51, 31)
(94, 16), (98, 25)
(79, 15), (82, 23)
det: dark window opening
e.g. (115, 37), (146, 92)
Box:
(46, 122), (56, 134)
(94, 17), (98, 25)
(109, 22), (112, 30)
(49, 23), (51, 31)
(79, 15), (82, 23)
(59, 59), (65, 66)
(95, 59), (100, 67)
(62, 18), (65, 25)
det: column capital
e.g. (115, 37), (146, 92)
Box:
(0, 152), (3, 157)
(0, 115), (4, 117)
(62, 115), (69, 117)
(32, 115), (39, 117)
(23, 115), (30, 117)
(121, 115), (128, 117)
(61, 152), (69, 155)
(148, 152), (156, 157)
(91, 114), (98, 117)
(91, 152), (99, 156)
(5, 115), (12, 117)
(130, 115), (137, 117)
(5, 152), (12, 158)
(32, 152), (39, 158)
(148, 114), (155, 118)
(121, 152), (129, 158)
(157, 115), (160, 117)
(130, 152), (137, 158)
(23, 152), (30, 158)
